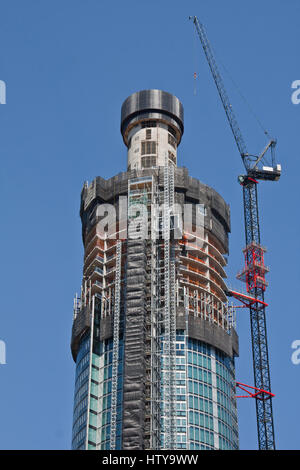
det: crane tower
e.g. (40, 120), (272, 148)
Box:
(190, 15), (281, 450)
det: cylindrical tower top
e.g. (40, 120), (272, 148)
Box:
(121, 89), (184, 147)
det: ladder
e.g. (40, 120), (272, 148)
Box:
(110, 240), (122, 450)
(162, 156), (176, 449)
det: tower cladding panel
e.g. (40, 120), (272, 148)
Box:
(71, 90), (239, 450)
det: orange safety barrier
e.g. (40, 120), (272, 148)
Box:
(188, 253), (206, 264)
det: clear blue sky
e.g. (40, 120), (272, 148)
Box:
(0, 0), (299, 450)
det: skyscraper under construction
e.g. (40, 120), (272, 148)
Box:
(71, 90), (239, 450)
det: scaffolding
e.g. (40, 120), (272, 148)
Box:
(177, 285), (235, 331)
(110, 239), (122, 450)
(183, 286), (190, 450)
(150, 177), (162, 449)
(162, 156), (177, 449)
(122, 179), (148, 449)
(73, 293), (81, 320)
(127, 176), (161, 448)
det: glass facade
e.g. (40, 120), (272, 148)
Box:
(73, 329), (238, 450)
(72, 333), (123, 450)
(72, 332), (90, 449)
(96, 338), (123, 450)
(72, 330), (238, 450)
(161, 331), (238, 450)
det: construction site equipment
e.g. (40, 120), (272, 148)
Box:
(162, 154), (177, 449)
(190, 15), (281, 450)
(110, 239), (122, 450)
(236, 382), (275, 400)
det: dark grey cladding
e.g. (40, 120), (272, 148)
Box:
(71, 306), (91, 361)
(122, 239), (147, 449)
(177, 307), (239, 357)
(80, 167), (231, 253)
(73, 308), (239, 361)
(120, 90), (184, 146)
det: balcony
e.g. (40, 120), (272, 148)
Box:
(91, 280), (103, 293)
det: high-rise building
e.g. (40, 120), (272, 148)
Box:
(71, 90), (239, 450)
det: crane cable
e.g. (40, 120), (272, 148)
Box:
(193, 26), (198, 95)
(193, 26), (272, 141)
(217, 53), (271, 139)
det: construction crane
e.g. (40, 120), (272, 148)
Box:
(190, 15), (281, 450)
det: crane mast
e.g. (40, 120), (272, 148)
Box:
(190, 15), (280, 450)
